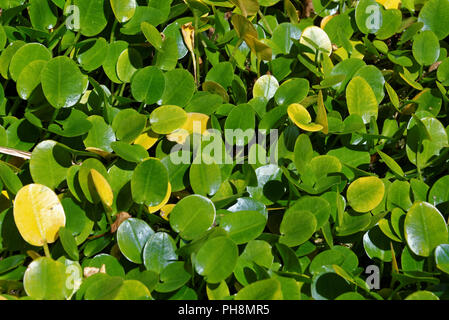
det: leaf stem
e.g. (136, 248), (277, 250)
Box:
(63, 31), (81, 57)
(43, 241), (52, 259)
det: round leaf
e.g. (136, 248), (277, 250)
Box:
(149, 105), (188, 135)
(347, 176), (385, 213)
(41, 56), (85, 109)
(169, 194), (216, 240)
(131, 158), (169, 206)
(193, 236), (238, 283)
(13, 184), (66, 246)
(405, 201), (448, 257)
(117, 218), (154, 264)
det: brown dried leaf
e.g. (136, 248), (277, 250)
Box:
(83, 264), (106, 278)
(110, 211), (131, 233)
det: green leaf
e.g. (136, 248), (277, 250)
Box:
(279, 209), (317, 247)
(169, 194), (216, 240)
(274, 78), (309, 106)
(131, 66), (165, 104)
(73, 0), (108, 37)
(112, 108), (147, 143)
(417, 0), (449, 40)
(0, 162), (23, 195)
(111, 141), (148, 163)
(110, 0), (137, 23)
(103, 41), (128, 83)
(193, 236), (238, 283)
(28, 0), (57, 31)
(149, 105), (188, 135)
(189, 161), (222, 197)
(224, 103), (256, 146)
(205, 62), (234, 89)
(9, 43), (51, 81)
(406, 115), (448, 169)
(235, 279), (283, 300)
(0, 41), (26, 79)
(141, 22), (163, 50)
(355, 0), (383, 34)
(77, 37), (108, 72)
(117, 218), (154, 264)
(23, 257), (69, 300)
(131, 158), (169, 206)
(435, 244), (449, 274)
(405, 291), (439, 300)
(219, 210), (266, 244)
(16, 60), (47, 100)
(405, 201), (448, 257)
(83, 115), (116, 152)
(41, 56), (85, 109)
(143, 232), (177, 273)
(377, 149), (404, 177)
(160, 69), (195, 107)
(30, 140), (72, 190)
(59, 226), (79, 261)
(78, 158), (108, 203)
(412, 30), (440, 66)
(116, 48), (142, 83)
(309, 246), (358, 275)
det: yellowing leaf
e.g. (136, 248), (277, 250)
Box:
(347, 176), (385, 213)
(244, 35), (273, 61)
(90, 169), (113, 208)
(160, 204), (175, 221)
(288, 103), (323, 132)
(316, 90), (329, 134)
(377, 0), (401, 9)
(230, 0), (259, 17)
(346, 76), (378, 124)
(148, 182), (171, 213)
(13, 184), (66, 246)
(231, 14), (258, 40)
(167, 113), (209, 144)
(133, 130), (159, 149)
(85, 147), (112, 158)
(320, 15), (335, 29)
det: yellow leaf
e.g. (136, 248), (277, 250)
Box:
(2, 190), (9, 200)
(316, 90), (329, 134)
(160, 204), (175, 221)
(376, 0), (401, 9)
(167, 113), (209, 144)
(148, 182), (171, 213)
(288, 103), (323, 132)
(13, 184), (66, 247)
(181, 22), (195, 54)
(133, 130), (159, 149)
(89, 169), (114, 208)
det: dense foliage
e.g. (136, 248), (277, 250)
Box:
(0, 0), (449, 301)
